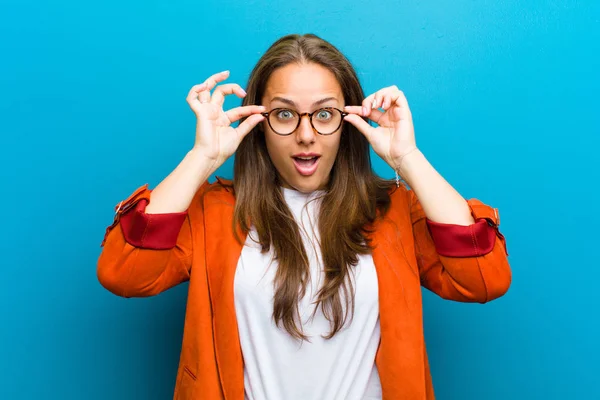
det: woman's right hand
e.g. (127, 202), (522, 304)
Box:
(186, 70), (265, 171)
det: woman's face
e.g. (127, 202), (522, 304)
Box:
(261, 62), (344, 193)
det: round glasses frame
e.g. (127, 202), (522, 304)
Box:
(260, 107), (348, 136)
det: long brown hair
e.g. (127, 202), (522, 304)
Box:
(232, 34), (393, 340)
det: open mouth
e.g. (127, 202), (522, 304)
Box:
(292, 155), (321, 176)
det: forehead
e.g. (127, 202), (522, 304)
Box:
(262, 62), (343, 106)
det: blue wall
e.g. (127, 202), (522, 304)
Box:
(1, 0), (598, 398)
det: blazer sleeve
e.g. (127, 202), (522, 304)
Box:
(408, 189), (512, 303)
(97, 182), (207, 298)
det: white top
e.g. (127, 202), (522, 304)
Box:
(234, 187), (383, 400)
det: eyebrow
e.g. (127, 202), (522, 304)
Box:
(270, 96), (338, 108)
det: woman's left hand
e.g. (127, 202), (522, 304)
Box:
(343, 86), (417, 171)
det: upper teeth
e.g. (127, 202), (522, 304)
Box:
(298, 156), (315, 160)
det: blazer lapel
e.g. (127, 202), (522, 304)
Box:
(370, 215), (426, 398)
(203, 189), (245, 400)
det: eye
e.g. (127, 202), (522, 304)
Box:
(275, 109), (295, 120)
(315, 109), (333, 121)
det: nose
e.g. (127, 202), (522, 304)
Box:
(295, 114), (316, 144)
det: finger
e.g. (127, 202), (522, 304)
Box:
(391, 91), (412, 120)
(344, 105), (365, 116)
(382, 93), (391, 110)
(361, 94), (375, 117)
(364, 91), (387, 113)
(393, 90), (409, 108)
(186, 83), (207, 105)
(372, 90), (388, 110)
(367, 85), (402, 111)
(344, 106), (384, 123)
(373, 92), (381, 110)
(372, 88), (411, 120)
(343, 114), (375, 141)
(368, 109), (385, 124)
(226, 105), (266, 123)
(187, 83), (207, 97)
(235, 113), (265, 138)
(203, 70), (230, 91)
(210, 83), (247, 106)
(199, 70), (230, 103)
(376, 88), (394, 110)
(382, 86), (399, 110)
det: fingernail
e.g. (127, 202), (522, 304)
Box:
(362, 107), (367, 115)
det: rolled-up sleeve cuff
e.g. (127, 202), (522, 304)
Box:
(119, 199), (188, 250)
(426, 218), (496, 257)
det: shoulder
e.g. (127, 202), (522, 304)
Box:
(191, 176), (236, 209)
(377, 183), (420, 226)
(387, 183), (412, 211)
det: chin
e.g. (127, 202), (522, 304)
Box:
(284, 176), (327, 193)
(301, 180), (328, 193)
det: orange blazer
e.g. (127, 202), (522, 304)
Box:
(97, 179), (511, 400)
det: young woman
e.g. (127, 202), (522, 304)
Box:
(98, 34), (511, 400)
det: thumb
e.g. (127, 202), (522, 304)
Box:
(235, 114), (265, 139)
(344, 114), (375, 141)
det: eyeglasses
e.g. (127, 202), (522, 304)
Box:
(261, 107), (348, 136)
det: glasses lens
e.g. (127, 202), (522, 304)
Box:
(311, 108), (342, 135)
(269, 109), (298, 135)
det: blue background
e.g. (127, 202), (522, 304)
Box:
(1, 0), (599, 398)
